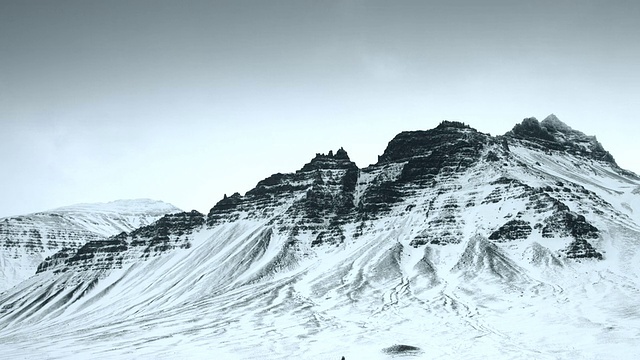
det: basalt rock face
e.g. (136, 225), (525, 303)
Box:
(358, 121), (490, 217)
(204, 119), (614, 253)
(0, 216), (103, 256)
(37, 210), (204, 274)
(129, 210), (205, 253)
(208, 148), (359, 245)
(377, 121), (488, 184)
(489, 220), (533, 242)
(506, 115), (616, 164)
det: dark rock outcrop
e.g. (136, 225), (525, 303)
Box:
(359, 121), (489, 215)
(382, 345), (423, 355)
(37, 211), (204, 273)
(130, 210), (205, 252)
(564, 238), (603, 260)
(542, 211), (599, 240)
(489, 220), (532, 242)
(377, 121), (487, 184)
(506, 115), (616, 164)
(207, 148), (360, 242)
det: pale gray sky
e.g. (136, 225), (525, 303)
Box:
(1, 0), (639, 217)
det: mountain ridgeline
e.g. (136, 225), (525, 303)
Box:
(2, 115), (640, 360)
(0, 199), (180, 292)
(30, 116), (627, 275)
(204, 116), (619, 254)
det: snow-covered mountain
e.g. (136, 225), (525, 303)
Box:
(2, 116), (640, 360)
(0, 199), (180, 292)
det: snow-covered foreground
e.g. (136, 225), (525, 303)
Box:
(1, 217), (639, 360)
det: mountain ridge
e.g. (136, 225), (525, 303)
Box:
(0, 199), (180, 292)
(1, 116), (640, 359)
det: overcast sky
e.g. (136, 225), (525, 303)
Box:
(1, 0), (639, 217)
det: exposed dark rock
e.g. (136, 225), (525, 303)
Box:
(438, 120), (472, 129)
(36, 247), (76, 273)
(38, 239), (128, 273)
(510, 117), (556, 142)
(310, 227), (345, 247)
(378, 123), (486, 176)
(208, 148), (359, 226)
(410, 229), (462, 247)
(489, 220), (532, 242)
(357, 122), (489, 218)
(542, 211), (599, 240)
(482, 177), (533, 205)
(68, 239), (128, 262)
(0, 222), (95, 255)
(382, 344), (423, 355)
(37, 211), (204, 273)
(130, 210), (204, 252)
(486, 150), (500, 162)
(300, 147), (354, 172)
(564, 238), (603, 260)
(358, 181), (403, 213)
(491, 177), (521, 186)
(301, 162), (359, 218)
(506, 115), (616, 164)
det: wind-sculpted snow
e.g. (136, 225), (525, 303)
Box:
(2, 118), (640, 359)
(3, 219), (640, 359)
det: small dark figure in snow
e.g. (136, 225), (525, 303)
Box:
(341, 357), (345, 360)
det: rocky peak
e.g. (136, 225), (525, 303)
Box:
(506, 115), (616, 164)
(299, 147), (354, 172)
(540, 114), (572, 133)
(377, 121), (482, 164)
(508, 117), (555, 142)
(208, 148), (359, 225)
(436, 120), (473, 130)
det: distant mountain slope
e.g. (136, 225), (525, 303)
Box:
(0, 199), (180, 292)
(1, 117), (640, 360)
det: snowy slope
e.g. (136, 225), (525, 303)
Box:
(46, 199), (183, 236)
(0, 199), (180, 292)
(1, 117), (639, 359)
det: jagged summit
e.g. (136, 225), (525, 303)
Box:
(540, 113), (572, 133)
(208, 147), (358, 225)
(300, 147), (354, 171)
(507, 114), (587, 141)
(209, 115), (625, 225)
(506, 114), (616, 164)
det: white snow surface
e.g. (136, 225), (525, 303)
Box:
(1, 144), (640, 359)
(43, 198), (182, 236)
(0, 199), (181, 292)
